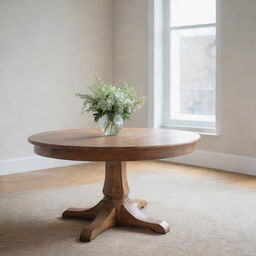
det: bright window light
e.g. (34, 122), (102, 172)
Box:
(164, 0), (217, 131)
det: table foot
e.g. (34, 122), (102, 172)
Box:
(62, 198), (169, 241)
(62, 201), (103, 220)
(61, 161), (169, 242)
(80, 203), (116, 242)
(120, 201), (170, 234)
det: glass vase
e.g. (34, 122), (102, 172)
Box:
(99, 114), (123, 136)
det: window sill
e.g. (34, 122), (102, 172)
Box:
(161, 124), (220, 136)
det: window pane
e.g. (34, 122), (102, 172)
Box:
(170, 27), (216, 119)
(170, 0), (216, 27)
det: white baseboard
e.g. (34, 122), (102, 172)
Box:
(1, 151), (256, 176)
(164, 150), (256, 176)
(0, 155), (85, 176)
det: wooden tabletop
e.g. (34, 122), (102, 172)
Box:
(28, 128), (200, 161)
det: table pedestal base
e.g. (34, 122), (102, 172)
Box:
(62, 161), (170, 242)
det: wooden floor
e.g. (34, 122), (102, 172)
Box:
(1, 160), (256, 194)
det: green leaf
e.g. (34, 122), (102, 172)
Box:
(76, 75), (146, 121)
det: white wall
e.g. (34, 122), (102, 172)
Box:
(1, 0), (256, 174)
(199, 0), (256, 158)
(113, 0), (148, 127)
(113, 0), (256, 159)
(0, 0), (113, 160)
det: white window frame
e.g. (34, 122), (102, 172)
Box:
(148, 0), (221, 135)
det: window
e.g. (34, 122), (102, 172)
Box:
(163, 0), (217, 132)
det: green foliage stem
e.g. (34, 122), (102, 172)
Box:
(76, 75), (146, 122)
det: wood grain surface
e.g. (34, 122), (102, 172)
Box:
(28, 128), (200, 161)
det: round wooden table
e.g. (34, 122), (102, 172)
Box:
(28, 128), (200, 242)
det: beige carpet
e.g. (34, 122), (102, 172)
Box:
(1, 171), (256, 256)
